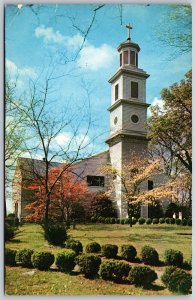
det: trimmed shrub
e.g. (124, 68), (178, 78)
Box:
(31, 251), (54, 270)
(124, 219), (130, 224)
(100, 259), (131, 281)
(161, 267), (192, 294)
(165, 217), (170, 224)
(16, 249), (34, 267)
(146, 218), (152, 225)
(76, 254), (101, 278)
(111, 217), (116, 224)
(90, 216), (97, 223)
(164, 249), (183, 267)
(128, 266), (157, 286)
(152, 218), (159, 224)
(43, 223), (67, 246)
(140, 245), (159, 266)
(187, 219), (192, 226)
(116, 218), (120, 224)
(86, 242), (101, 253)
(5, 248), (17, 266)
(159, 218), (165, 224)
(102, 244), (118, 259)
(5, 223), (15, 241)
(132, 217), (137, 225)
(169, 218), (175, 224)
(66, 240), (83, 255)
(182, 260), (192, 270)
(120, 219), (125, 225)
(138, 217), (145, 225)
(121, 245), (137, 262)
(181, 218), (187, 226)
(55, 250), (76, 273)
(176, 218), (182, 225)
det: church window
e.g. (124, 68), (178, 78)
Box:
(131, 114), (139, 123)
(115, 84), (119, 100)
(87, 175), (105, 187)
(136, 52), (138, 67)
(114, 117), (118, 125)
(148, 180), (154, 190)
(120, 53), (122, 66)
(131, 81), (138, 98)
(123, 50), (128, 64)
(130, 50), (136, 65)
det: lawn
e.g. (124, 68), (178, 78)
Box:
(5, 223), (192, 296)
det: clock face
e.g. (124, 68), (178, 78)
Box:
(114, 116), (118, 124)
(131, 114), (139, 123)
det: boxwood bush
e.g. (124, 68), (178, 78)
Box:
(16, 249), (34, 267)
(66, 240), (83, 255)
(187, 219), (192, 226)
(159, 218), (165, 224)
(102, 244), (118, 259)
(140, 245), (159, 266)
(161, 267), (192, 294)
(5, 223), (16, 242)
(152, 218), (159, 224)
(164, 249), (183, 267)
(128, 266), (157, 286)
(43, 223), (67, 246)
(169, 218), (175, 224)
(175, 218), (182, 225)
(181, 218), (187, 226)
(138, 217), (145, 225)
(5, 248), (17, 266)
(86, 242), (101, 253)
(120, 219), (125, 225)
(100, 259), (131, 281)
(146, 218), (152, 225)
(132, 217), (137, 225)
(121, 245), (137, 262)
(76, 254), (101, 278)
(165, 217), (170, 224)
(55, 250), (76, 273)
(31, 251), (54, 270)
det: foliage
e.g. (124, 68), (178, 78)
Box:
(76, 254), (101, 278)
(152, 218), (159, 224)
(146, 218), (152, 225)
(5, 248), (17, 266)
(16, 249), (34, 267)
(164, 249), (183, 267)
(169, 218), (175, 224)
(187, 219), (192, 226)
(31, 251), (54, 270)
(175, 218), (182, 225)
(132, 217), (137, 225)
(43, 223), (67, 246)
(90, 191), (117, 218)
(128, 266), (157, 287)
(181, 218), (187, 226)
(165, 202), (179, 218)
(5, 223), (16, 241)
(148, 200), (164, 219)
(159, 218), (165, 224)
(85, 242), (101, 253)
(66, 240), (83, 255)
(101, 244), (118, 259)
(25, 167), (90, 224)
(100, 259), (131, 281)
(138, 218), (145, 225)
(55, 250), (76, 273)
(140, 245), (159, 266)
(121, 245), (137, 262)
(165, 217), (170, 224)
(161, 267), (192, 294)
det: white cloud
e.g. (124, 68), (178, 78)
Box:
(53, 132), (72, 146)
(34, 25), (116, 72)
(35, 25), (83, 49)
(148, 97), (165, 117)
(52, 132), (90, 148)
(78, 44), (116, 71)
(6, 59), (37, 80)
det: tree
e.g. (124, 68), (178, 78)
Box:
(102, 152), (174, 227)
(90, 191), (117, 218)
(156, 5), (192, 57)
(148, 70), (192, 175)
(25, 165), (90, 225)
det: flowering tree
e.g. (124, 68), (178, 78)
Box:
(25, 165), (91, 225)
(102, 152), (175, 226)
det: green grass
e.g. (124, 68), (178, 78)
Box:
(5, 223), (192, 296)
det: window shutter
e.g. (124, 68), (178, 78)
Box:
(131, 81), (138, 98)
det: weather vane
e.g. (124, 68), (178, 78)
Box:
(126, 23), (132, 40)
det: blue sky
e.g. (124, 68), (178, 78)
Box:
(5, 4), (192, 157)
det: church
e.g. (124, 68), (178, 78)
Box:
(12, 24), (168, 221)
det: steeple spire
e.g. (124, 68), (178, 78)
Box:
(126, 23), (132, 40)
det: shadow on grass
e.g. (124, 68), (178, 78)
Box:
(142, 283), (165, 291)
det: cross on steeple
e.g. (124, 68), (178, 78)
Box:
(126, 23), (132, 40)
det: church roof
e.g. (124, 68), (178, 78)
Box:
(117, 39), (140, 52)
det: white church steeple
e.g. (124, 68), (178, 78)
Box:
(106, 23), (150, 218)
